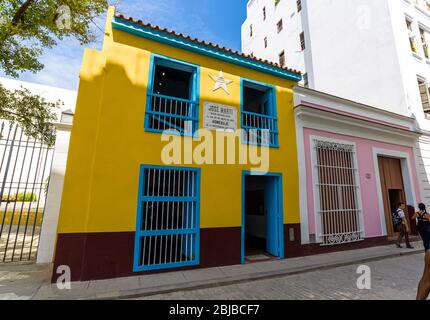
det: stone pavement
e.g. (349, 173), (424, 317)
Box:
(0, 262), (51, 300)
(141, 253), (424, 300)
(0, 240), (425, 300)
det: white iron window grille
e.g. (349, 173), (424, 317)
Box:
(134, 166), (200, 272)
(314, 140), (363, 246)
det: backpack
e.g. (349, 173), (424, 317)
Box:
(392, 209), (403, 226)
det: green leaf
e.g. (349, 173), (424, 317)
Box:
(0, 0), (109, 143)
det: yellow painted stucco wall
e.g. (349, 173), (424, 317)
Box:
(56, 7), (300, 235)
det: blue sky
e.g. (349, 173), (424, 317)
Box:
(2, 0), (248, 91)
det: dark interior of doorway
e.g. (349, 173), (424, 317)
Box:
(244, 175), (277, 263)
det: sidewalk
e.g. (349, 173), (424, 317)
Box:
(0, 241), (424, 300)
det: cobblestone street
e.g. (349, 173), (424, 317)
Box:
(139, 253), (426, 300)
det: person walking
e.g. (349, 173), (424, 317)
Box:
(394, 202), (414, 249)
(413, 203), (430, 300)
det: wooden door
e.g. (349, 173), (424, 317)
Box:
(377, 157), (407, 237)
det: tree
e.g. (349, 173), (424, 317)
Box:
(0, 84), (61, 146)
(0, 0), (109, 145)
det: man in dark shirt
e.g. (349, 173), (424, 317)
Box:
(396, 202), (414, 249)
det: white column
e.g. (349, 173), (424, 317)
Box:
(36, 123), (72, 264)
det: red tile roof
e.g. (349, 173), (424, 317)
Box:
(114, 14), (302, 76)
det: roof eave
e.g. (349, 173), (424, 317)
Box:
(111, 17), (302, 83)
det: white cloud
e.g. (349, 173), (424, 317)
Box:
(1, 0), (236, 91)
(8, 39), (85, 91)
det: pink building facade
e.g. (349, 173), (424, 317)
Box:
(292, 87), (422, 256)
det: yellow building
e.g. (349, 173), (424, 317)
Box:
(52, 7), (302, 281)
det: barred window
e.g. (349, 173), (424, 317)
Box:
(134, 166), (200, 271)
(145, 56), (199, 136)
(241, 79), (278, 147)
(314, 140), (363, 245)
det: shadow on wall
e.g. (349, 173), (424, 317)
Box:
(52, 54), (146, 282)
(51, 49), (245, 282)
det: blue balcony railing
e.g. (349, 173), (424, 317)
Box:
(241, 110), (278, 147)
(145, 93), (199, 136)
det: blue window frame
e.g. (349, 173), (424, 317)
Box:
(240, 79), (278, 147)
(145, 54), (200, 136)
(133, 165), (201, 272)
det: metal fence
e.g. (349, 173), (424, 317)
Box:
(0, 121), (54, 262)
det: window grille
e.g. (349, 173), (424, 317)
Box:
(314, 140), (363, 245)
(134, 166), (200, 271)
(418, 78), (430, 113)
(146, 93), (198, 135)
(145, 56), (199, 136)
(241, 80), (278, 147)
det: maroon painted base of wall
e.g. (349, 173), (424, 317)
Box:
(52, 227), (241, 283)
(52, 224), (405, 282)
(283, 223), (417, 258)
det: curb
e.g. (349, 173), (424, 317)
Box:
(33, 244), (423, 300)
(107, 247), (422, 300)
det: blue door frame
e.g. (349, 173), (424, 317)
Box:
(241, 171), (285, 264)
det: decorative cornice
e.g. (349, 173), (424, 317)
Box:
(294, 85), (416, 123)
(295, 105), (422, 140)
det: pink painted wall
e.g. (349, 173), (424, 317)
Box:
(304, 128), (421, 238)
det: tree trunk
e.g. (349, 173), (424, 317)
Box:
(12, 0), (35, 26)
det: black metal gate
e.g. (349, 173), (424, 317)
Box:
(0, 121), (54, 262)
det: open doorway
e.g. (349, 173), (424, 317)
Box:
(242, 173), (283, 263)
(378, 156), (408, 237)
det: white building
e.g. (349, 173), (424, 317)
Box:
(242, 0), (430, 209)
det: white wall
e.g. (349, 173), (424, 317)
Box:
(415, 136), (430, 207)
(242, 0), (306, 80)
(389, 1), (430, 131)
(243, 0), (430, 206)
(304, 0), (408, 115)
(37, 124), (72, 264)
(242, 1), (411, 112)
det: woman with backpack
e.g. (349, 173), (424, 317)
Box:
(413, 203), (430, 300)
